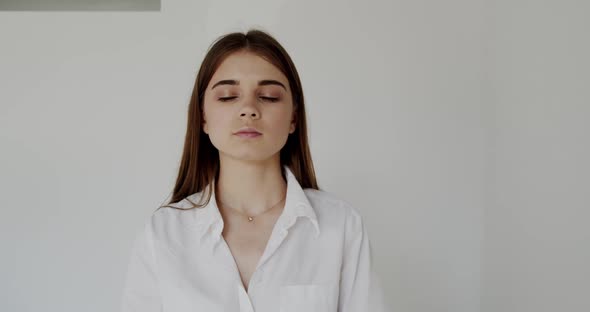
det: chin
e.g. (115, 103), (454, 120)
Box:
(223, 149), (280, 163)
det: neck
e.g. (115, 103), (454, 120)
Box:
(215, 156), (287, 216)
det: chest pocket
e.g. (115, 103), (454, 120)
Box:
(279, 283), (338, 312)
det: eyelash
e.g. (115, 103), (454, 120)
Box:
(218, 96), (279, 103)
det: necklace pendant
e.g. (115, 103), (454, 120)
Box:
(248, 216), (253, 222)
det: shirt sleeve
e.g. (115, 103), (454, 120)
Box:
(120, 217), (162, 312)
(338, 203), (390, 312)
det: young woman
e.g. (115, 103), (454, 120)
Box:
(120, 29), (388, 312)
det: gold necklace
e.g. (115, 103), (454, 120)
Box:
(220, 194), (286, 222)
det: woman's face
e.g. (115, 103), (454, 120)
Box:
(202, 51), (296, 163)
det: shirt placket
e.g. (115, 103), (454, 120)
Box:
(208, 215), (295, 311)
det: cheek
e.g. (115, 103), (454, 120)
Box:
(204, 104), (228, 129)
(208, 116), (232, 135)
(266, 118), (292, 140)
(275, 111), (294, 130)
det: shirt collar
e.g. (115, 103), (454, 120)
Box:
(171, 165), (320, 242)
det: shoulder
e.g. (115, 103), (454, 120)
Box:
(303, 188), (365, 231)
(144, 191), (207, 235)
(304, 188), (363, 215)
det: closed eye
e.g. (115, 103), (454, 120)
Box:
(218, 96), (279, 102)
(218, 96), (237, 102)
(260, 96), (279, 102)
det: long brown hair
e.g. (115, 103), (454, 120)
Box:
(157, 28), (320, 211)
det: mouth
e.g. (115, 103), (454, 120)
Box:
(234, 126), (262, 137)
(235, 132), (262, 138)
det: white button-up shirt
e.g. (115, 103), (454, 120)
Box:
(120, 165), (389, 312)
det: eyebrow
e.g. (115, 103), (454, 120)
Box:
(211, 79), (287, 91)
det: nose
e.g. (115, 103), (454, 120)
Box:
(240, 111), (258, 119)
(239, 96), (261, 120)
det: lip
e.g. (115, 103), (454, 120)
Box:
(234, 127), (262, 135)
(235, 132), (262, 138)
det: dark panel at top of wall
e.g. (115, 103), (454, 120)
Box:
(0, 0), (160, 11)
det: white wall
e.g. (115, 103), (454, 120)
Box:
(482, 1), (590, 311)
(3, 1), (586, 312)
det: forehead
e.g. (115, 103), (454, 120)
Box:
(209, 51), (288, 87)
